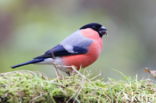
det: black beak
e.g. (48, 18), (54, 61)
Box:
(99, 27), (107, 37)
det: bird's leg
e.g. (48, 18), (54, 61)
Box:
(71, 66), (91, 82)
(71, 66), (86, 78)
(53, 64), (63, 79)
(54, 68), (61, 79)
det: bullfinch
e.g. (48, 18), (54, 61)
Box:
(11, 23), (107, 75)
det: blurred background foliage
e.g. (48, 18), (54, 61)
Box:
(0, 0), (156, 79)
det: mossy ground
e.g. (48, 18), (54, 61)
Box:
(0, 70), (155, 103)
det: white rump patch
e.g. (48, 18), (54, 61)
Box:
(38, 58), (62, 65)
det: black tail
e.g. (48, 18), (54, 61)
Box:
(11, 59), (44, 69)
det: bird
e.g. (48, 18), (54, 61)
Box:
(11, 23), (107, 77)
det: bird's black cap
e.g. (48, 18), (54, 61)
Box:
(80, 23), (107, 37)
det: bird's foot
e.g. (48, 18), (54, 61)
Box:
(63, 65), (89, 80)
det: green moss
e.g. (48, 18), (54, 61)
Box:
(0, 70), (155, 103)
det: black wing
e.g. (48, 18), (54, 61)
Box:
(34, 45), (88, 59)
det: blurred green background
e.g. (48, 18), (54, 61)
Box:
(0, 0), (156, 78)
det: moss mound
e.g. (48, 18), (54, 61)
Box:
(0, 70), (155, 103)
